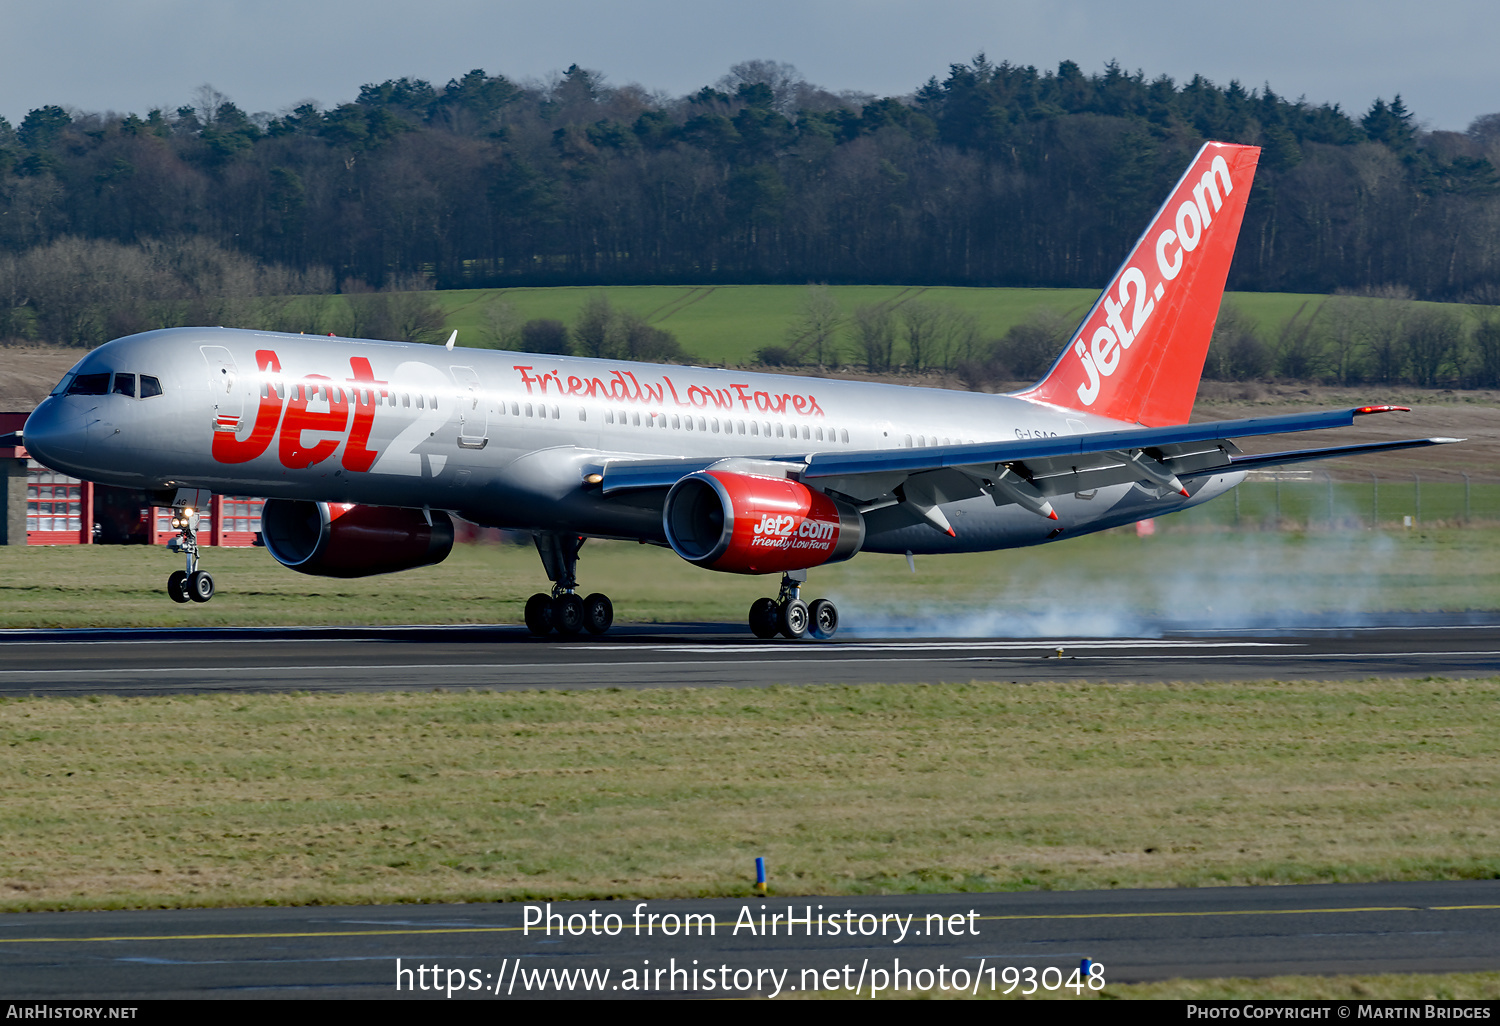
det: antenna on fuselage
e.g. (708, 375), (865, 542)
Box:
(445, 330), (457, 351)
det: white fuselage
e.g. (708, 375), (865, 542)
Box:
(23, 327), (1241, 558)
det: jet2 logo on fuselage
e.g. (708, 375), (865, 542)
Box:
(211, 350), (384, 472)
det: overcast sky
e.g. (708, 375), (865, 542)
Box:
(4, 0), (1497, 132)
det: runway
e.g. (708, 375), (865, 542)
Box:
(0, 614), (1498, 695)
(3, 880), (1499, 998)
(3, 616), (1497, 999)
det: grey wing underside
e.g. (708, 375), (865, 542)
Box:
(596, 406), (1460, 534)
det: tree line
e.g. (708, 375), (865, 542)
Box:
(3, 56), (1500, 311)
(768, 285), (1500, 391)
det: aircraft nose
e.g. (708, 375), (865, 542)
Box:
(23, 397), (88, 466)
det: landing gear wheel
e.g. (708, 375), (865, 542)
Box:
(524, 593), (555, 636)
(582, 593), (613, 635)
(778, 599), (809, 640)
(554, 593), (585, 635)
(749, 597), (779, 639)
(167, 571), (190, 604)
(808, 598), (839, 640)
(188, 570), (214, 603)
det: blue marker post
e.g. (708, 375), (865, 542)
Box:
(755, 857), (767, 895)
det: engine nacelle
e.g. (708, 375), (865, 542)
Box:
(260, 499), (454, 578)
(663, 471), (864, 574)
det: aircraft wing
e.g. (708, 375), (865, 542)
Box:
(597, 405), (1459, 529)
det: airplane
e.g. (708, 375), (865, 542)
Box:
(17, 141), (1459, 640)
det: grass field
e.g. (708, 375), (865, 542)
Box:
(6, 532), (1499, 1000)
(2, 675), (1497, 915)
(2, 524), (1499, 630)
(425, 284), (1464, 366)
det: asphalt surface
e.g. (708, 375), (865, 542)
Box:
(3, 881), (1499, 998)
(0, 614), (1498, 695)
(2, 616), (1497, 999)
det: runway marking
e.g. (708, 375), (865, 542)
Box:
(0, 639), (1293, 652)
(574, 641), (1298, 653)
(4, 651), (1500, 681)
(4, 904), (1494, 945)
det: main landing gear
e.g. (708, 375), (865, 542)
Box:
(524, 532), (613, 637)
(748, 569), (838, 641)
(165, 506), (214, 604)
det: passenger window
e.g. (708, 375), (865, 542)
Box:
(632, 412), (639, 426)
(527, 403), (535, 418)
(112, 373), (136, 398)
(578, 407), (587, 421)
(673, 415), (681, 429)
(750, 422), (758, 436)
(140, 375), (163, 398)
(685, 417), (693, 432)
(840, 429), (849, 443)
(712, 419), (719, 433)
(67, 372), (111, 396)
(802, 425), (810, 440)
(776, 424), (784, 438)
(552, 406), (560, 419)
(815, 427), (823, 442)
(605, 409), (613, 424)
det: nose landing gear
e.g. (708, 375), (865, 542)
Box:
(165, 506), (214, 603)
(748, 570), (838, 640)
(525, 533), (613, 637)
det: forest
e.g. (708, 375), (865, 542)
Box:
(3, 57), (1500, 387)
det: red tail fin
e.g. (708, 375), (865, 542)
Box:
(1017, 142), (1260, 427)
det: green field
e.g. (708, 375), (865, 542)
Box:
(410, 284), (1499, 369)
(3, 525), (1498, 629)
(6, 532), (1499, 1001)
(2, 675), (1497, 914)
(422, 284), (1405, 366)
(1174, 480), (1500, 529)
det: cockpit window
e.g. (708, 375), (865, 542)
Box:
(50, 360), (87, 396)
(112, 373), (136, 398)
(140, 375), (163, 398)
(67, 372), (111, 396)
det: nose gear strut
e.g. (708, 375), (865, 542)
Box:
(165, 505), (214, 603)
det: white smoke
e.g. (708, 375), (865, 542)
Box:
(833, 525), (1408, 639)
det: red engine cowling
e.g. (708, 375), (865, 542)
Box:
(663, 471), (864, 574)
(260, 499), (454, 578)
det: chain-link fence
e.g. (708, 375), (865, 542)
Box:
(1165, 470), (1498, 531)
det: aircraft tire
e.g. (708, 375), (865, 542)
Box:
(778, 599), (809, 640)
(554, 593), (585, 635)
(748, 598), (779, 639)
(188, 571), (214, 603)
(809, 598), (838, 640)
(583, 593), (613, 635)
(167, 571), (190, 604)
(524, 593), (555, 636)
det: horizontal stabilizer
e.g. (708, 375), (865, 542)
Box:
(1196, 437), (1464, 476)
